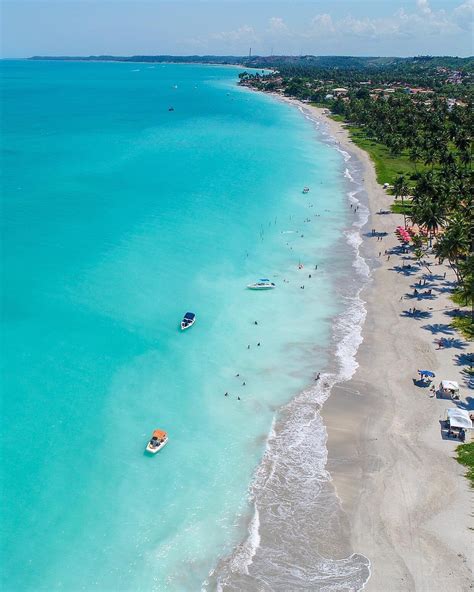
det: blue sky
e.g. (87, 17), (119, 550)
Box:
(2, 0), (473, 58)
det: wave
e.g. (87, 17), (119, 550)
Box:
(205, 114), (372, 591)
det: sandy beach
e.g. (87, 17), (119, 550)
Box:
(293, 103), (474, 591)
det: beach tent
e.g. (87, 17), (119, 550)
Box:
(446, 408), (473, 430)
(439, 380), (460, 398)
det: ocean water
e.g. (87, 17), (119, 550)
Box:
(1, 61), (366, 591)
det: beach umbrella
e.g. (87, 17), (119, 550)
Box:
(418, 370), (435, 377)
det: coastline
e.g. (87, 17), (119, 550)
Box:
(208, 92), (373, 592)
(300, 102), (473, 590)
(211, 89), (472, 591)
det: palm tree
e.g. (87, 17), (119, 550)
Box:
(411, 198), (446, 247)
(435, 213), (469, 282)
(459, 149), (471, 170)
(393, 174), (410, 227)
(457, 255), (474, 316)
(409, 145), (423, 173)
(423, 148), (437, 170)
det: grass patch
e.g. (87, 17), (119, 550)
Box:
(391, 201), (414, 214)
(452, 315), (474, 340)
(347, 126), (416, 185)
(455, 442), (474, 487)
(329, 114), (345, 122)
(449, 290), (473, 339)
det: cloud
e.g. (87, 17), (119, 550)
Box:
(453, 0), (474, 30)
(197, 1), (471, 55)
(211, 24), (257, 44)
(417, 0), (432, 16)
(310, 14), (335, 34)
(339, 16), (377, 38)
(268, 17), (289, 35)
(304, 0), (464, 42)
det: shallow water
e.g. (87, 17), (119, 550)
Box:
(2, 62), (359, 590)
(208, 110), (372, 591)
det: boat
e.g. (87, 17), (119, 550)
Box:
(247, 279), (276, 290)
(146, 429), (168, 454)
(302, 187), (310, 194)
(181, 311), (196, 330)
(168, 107), (174, 112)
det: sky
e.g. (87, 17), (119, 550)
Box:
(1, 0), (473, 58)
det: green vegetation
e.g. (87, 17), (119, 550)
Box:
(452, 289), (474, 308)
(391, 202), (414, 215)
(455, 442), (474, 487)
(452, 316), (474, 340)
(347, 126), (415, 185)
(451, 290), (473, 340)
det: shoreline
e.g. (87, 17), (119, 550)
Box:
(298, 102), (473, 590)
(219, 88), (473, 590)
(208, 91), (374, 591)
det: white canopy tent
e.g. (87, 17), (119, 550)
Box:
(446, 408), (473, 430)
(439, 380), (460, 399)
(441, 380), (459, 392)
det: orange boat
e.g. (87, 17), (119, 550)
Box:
(146, 429), (168, 454)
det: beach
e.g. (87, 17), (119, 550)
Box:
(211, 92), (473, 591)
(303, 104), (473, 591)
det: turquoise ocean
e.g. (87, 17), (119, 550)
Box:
(1, 61), (367, 591)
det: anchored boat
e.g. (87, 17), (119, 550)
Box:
(146, 429), (168, 454)
(181, 312), (196, 331)
(247, 279), (276, 290)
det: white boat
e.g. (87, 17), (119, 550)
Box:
(146, 429), (168, 454)
(302, 187), (310, 194)
(247, 279), (276, 290)
(181, 312), (196, 330)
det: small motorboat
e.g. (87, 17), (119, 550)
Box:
(181, 312), (196, 330)
(146, 429), (168, 454)
(302, 187), (310, 194)
(168, 106), (175, 111)
(247, 279), (276, 290)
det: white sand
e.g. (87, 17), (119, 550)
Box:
(285, 100), (473, 591)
